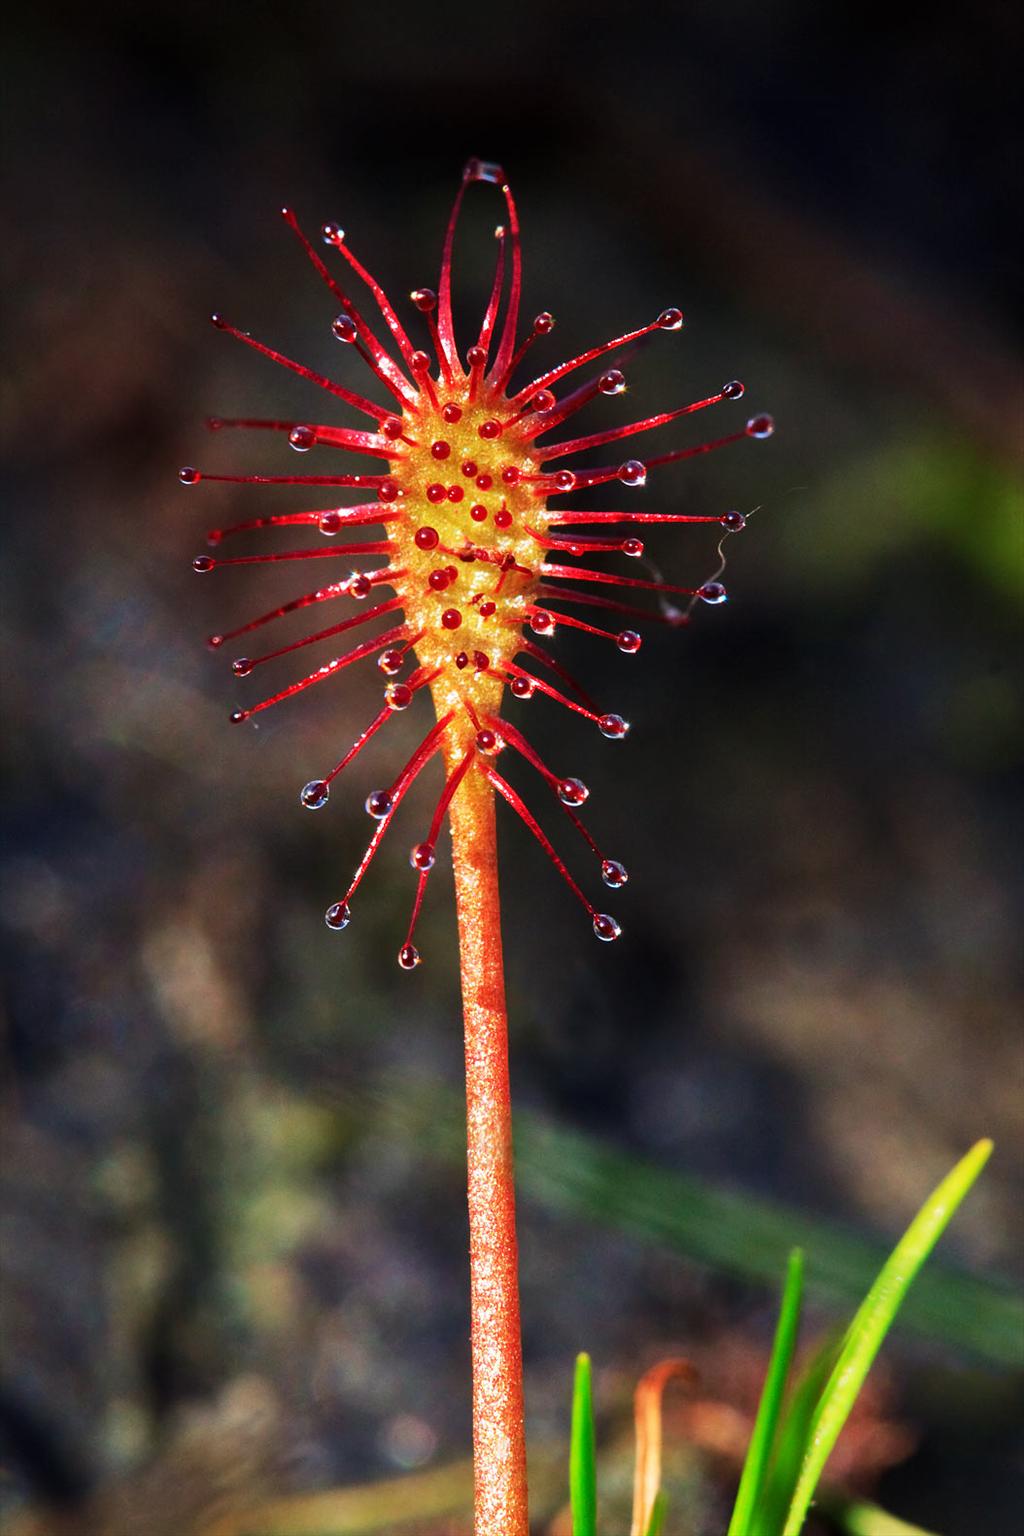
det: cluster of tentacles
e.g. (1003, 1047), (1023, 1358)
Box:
(183, 158), (773, 966)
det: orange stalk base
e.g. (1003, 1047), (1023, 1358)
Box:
(447, 757), (529, 1536)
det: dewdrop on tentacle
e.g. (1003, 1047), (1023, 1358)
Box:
(183, 159), (773, 966)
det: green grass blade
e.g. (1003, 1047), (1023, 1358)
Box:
(750, 1337), (839, 1536)
(780, 1140), (993, 1536)
(511, 1117), (1017, 1365)
(570, 1352), (597, 1536)
(380, 1089), (1023, 1363)
(821, 1494), (940, 1535)
(727, 1249), (805, 1536)
(644, 1490), (668, 1536)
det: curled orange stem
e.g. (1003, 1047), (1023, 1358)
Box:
(446, 755), (529, 1535)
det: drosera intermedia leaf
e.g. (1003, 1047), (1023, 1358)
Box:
(570, 1352), (598, 1536)
(727, 1248), (805, 1536)
(779, 1139), (993, 1536)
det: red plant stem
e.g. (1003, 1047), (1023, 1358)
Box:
(446, 756), (529, 1536)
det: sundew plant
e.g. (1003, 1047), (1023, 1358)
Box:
(184, 161), (990, 1536)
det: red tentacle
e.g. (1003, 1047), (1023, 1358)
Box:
(233, 596), (405, 672)
(488, 178), (522, 385)
(207, 314), (386, 421)
(281, 208), (417, 407)
(401, 747), (478, 960)
(229, 623), (407, 722)
(537, 388), (729, 461)
(481, 763), (596, 919)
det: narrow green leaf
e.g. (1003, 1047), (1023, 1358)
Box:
(570, 1352), (597, 1536)
(380, 1088), (1023, 1363)
(780, 1140), (993, 1536)
(822, 1493), (940, 1535)
(644, 1490), (668, 1536)
(727, 1249), (805, 1536)
(750, 1337), (839, 1536)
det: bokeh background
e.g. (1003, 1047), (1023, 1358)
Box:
(2, 2), (1021, 1532)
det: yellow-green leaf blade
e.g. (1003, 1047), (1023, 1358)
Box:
(780, 1140), (993, 1536)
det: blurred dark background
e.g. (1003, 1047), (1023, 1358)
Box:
(1, 2), (1021, 1532)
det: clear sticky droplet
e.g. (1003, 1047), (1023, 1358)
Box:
(722, 379), (745, 400)
(397, 942), (422, 970)
(410, 842), (435, 871)
(325, 901), (351, 930)
(616, 630), (642, 654)
(598, 712), (630, 739)
(530, 610), (555, 636)
(386, 682), (413, 711)
(554, 470), (577, 491)
(300, 779), (330, 810)
(720, 511), (746, 531)
(593, 912), (622, 941)
(617, 459), (646, 487)
(378, 647), (405, 675)
(231, 657), (253, 678)
(622, 538), (644, 557)
(531, 388), (556, 411)
(475, 729), (502, 755)
(699, 581), (728, 605)
(319, 510), (343, 535)
(656, 307), (684, 331)
(348, 573), (372, 599)
(332, 314), (358, 344)
(746, 413), (775, 440)
(533, 312), (555, 335)
(410, 287), (437, 312)
(601, 859), (628, 889)
(365, 789), (393, 819)
(510, 676), (535, 699)
(557, 777), (589, 807)
(179, 465), (201, 485)
(192, 555), (215, 573)
(288, 425), (316, 452)
(320, 222), (344, 244)
(599, 369), (626, 395)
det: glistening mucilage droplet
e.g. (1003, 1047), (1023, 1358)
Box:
(592, 913), (622, 941)
(300, 779), (330, 810)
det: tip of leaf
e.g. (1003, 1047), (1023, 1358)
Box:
(570, 1351), (598, 1536)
